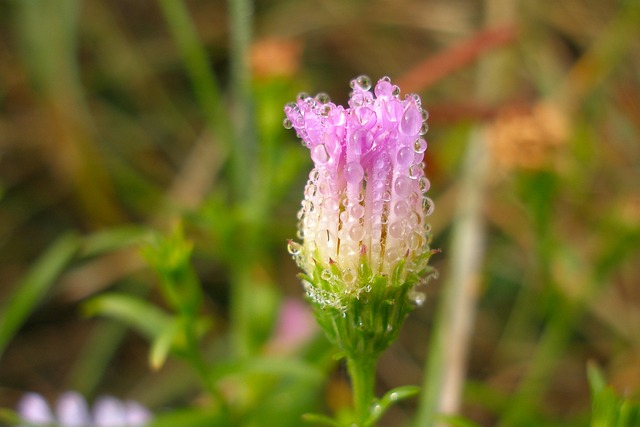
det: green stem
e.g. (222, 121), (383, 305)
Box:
(227, 0), (256, 200)
(347, 356), (377, 427)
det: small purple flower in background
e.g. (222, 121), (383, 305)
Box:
(266, 297), (318, 353)
(285, 75), (433, 310)
(17, 391), (152, 427)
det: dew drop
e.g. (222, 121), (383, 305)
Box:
(356, 106), (376, 128)
(389, 221), (405, 238)
(394, 176), (413, 196)
(345, 162), (365, 184)
(392, 86), (401, 97)
(283, 118), (293, 129)
(297, 92), (309, 101)
(419, 122), (429, 135)
(321, 269), (333, 281)
(342, 268), (356, 284)
(311, 144), (330, 165)
(411, 291), (426, 306)
(350, 203), (365, 219)
(396, 146), (414, 168)
(408, 212), (421, 227)
(413, 138), (427, 153)
(315, 92), (331, 104)
(400, 105), (423, 135)
(371, 403), (383, 417)
(409, 163), (423, 179)
(421, 109), (429, 121)
(287, 241), (302, 255)
(393, 201), (409, 217)
(304, 183), (317, 198)
(422, 197), (435, 216)
(355, 75), (372, 91)
(319, 104), (331, 117)
(374, 78), (394, 98)
(409, 231), (423, 250)
(419, 177), (431, 192)
(348, 224), (365, 242)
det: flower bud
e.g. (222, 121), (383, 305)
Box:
(285, 76), (436, 357)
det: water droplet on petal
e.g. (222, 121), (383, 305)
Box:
(389, 221), (405, 238)
(420, 122), (429, 135)
(345, 162), (364, 184)
(393, 201), (409, 217)
(419, 177), (431, 192)
(356, 75), (372, 91)
(348, 224), (365, 242)
(409, 231), (423, 250)
(321, 269), (333, 281)
(311, 144), (330, 165)
(400, 105), (423, 135)
(374, 78), (394, 97)
(283, 118), (293, 129)
(297, 92), (309, 101)
(413, 138), (427, 153)
(394, 176), (413, 196)
(422, 197), (435, 216)
(409, 163), (423, 179)
(350, 203), (365, 219)
(343, 268), (356, 284)
(396, 146), (414, 168)
(287, 241), (302, 255)
(315, 92), (331, 104)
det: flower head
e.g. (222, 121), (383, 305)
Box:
(17, 391), (152, 427)
(285, 76), (435, 356)
(286, 76), (433, 303)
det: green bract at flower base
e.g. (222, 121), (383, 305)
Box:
(296, 249), (436, 360)
(285, 75), (436, 426)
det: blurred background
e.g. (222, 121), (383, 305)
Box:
(0, 0), (639, 426)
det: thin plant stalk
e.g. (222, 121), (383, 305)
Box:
(347, 356), (377, 426)
(414, 129), (489, 427)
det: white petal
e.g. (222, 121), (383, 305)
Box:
(124, 401), (152, 426)
(56, 391), (92, 427)
(93, 396), (126, 427)
(17, 392), (54, 424)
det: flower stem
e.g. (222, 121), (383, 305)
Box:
(347, 355), (377, 426)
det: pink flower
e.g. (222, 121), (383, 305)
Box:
(285, 76), (433, 308)
(267, 298), (318, 353)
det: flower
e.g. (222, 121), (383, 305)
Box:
(17, 391), (152, 427)
(285, 76), (435, 356)
(266, 298), (318, 354)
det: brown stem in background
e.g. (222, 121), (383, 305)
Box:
(397, 24), (519, 94)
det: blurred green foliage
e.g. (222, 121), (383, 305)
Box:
(0, 0), (639, 426)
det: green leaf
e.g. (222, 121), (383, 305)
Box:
(150, 320), (181, 370)
(587, 361), (607, 394)
(84, 293), (172, 340)
(368, 385), (420, 425)
(302, 413), (342, 426)
(80, 226), (150, 257)
(0, 233), (78, 357)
